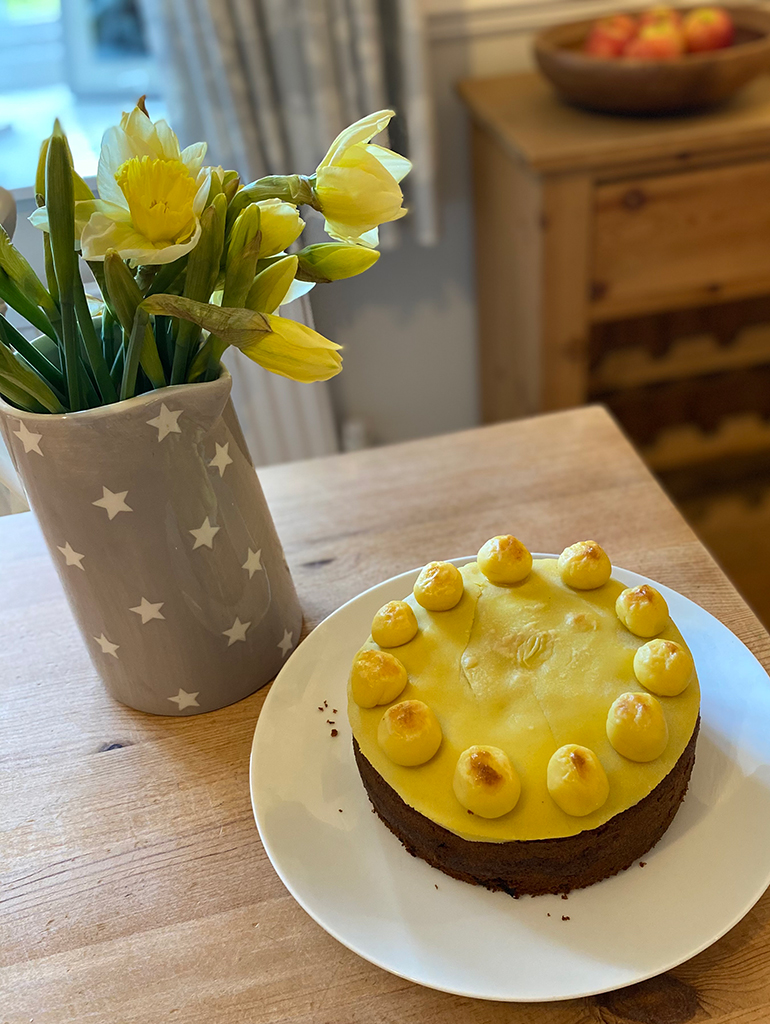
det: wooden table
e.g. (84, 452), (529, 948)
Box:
(458, 72), (770, 425)
(4, 406), (770, 1024)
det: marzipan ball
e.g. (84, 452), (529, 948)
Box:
(547, 744), (609, 816)
(558, 540), (612, 590)
(453, 745), (521, 818)
(377, 700), (442, 766)
(349, 649), (408, 708)
(371, 600), (418, 647)
(615, 585), (669, 637)
(413, 561), (464, 611)
(607, 692), (669, 762)
(477, 535), (532, 585)
(633, 639), (694, 697)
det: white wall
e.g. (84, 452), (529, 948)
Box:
(312, 0), (676, 446)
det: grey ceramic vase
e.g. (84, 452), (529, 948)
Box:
(0, 371), (303, 715)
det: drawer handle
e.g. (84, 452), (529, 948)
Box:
(622, 188), (648, 211)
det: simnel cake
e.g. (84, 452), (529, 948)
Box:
(347, 537), (700, 896)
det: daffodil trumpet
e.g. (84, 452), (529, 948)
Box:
(0, 101), (409, 413)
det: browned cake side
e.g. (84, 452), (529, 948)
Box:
(354, 718), (699, 897)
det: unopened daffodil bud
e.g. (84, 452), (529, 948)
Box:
(558, 540), (612, 590)
(607, 692), (668, 762)
(453, 745), (521, 818)
(616, 585), (669, 637)
(633, 639), (694, 696)
(236, 313), (342, 383)
(255, 198), (304, 257)
(313, 109), (411, 248)
(245, 255), (298, 314)
(413, 561), (464, 611)
(349, 649), (408, 708)
(378, 700), (442, 766)
(547, 744), (609, 816)
(371, 600), (418, 647)
(296, 242), (380, 283)
(477, 535), (532, 585)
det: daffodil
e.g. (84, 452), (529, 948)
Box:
(33, 104), (211, 265)
(313, 110), (411, 247)
(238, 314), (342, 382)
(255, 199), (305, 256)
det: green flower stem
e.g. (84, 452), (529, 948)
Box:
(46, 127), (83, 411)
(0, 314), (65, 395)
(0, 341), (66, 413)
(43, 234), (60, 309)
(120, 308), (149, 401)
(187, 336), (214, 381)
(145, 256), (188, 296)
(171, 197), (226, 384)
(226, 174), (314, 230)
(72, 266), (118, 403)
(0, 269), (59, 344)
(103, 252), (166, 389)
(110, 342), (125, 388)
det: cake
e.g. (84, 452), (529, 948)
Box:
(347, 537), (700, 896)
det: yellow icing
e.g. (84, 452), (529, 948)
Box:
(348, 559), (700, 842)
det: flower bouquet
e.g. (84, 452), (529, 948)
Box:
(0, 102), (410, 715)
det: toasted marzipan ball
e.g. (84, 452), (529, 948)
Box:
(413, 561), (464, 611)
(558, 540), (612, 590)
(606, 692), (669, 762)
(377, 700), (442, 766)
(547, 744), (609, 817)
(371, 600), (418, 647)
(615, 585), (669, 638)
(453, 745), (521, 818)
(477, 535), (532, 585)
(349, 650), (408, 708)
(633, 639), (694, 697)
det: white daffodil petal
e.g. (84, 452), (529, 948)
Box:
(282, 279), (316, 305)
(319, 109), (395, 169)
(192, 168), (213, 216)
(152, 119), (183, 161)
(81, 212), (202, 265)
(97, 127), (139, 208)
(367, 144), (412, 184)
(181, 141), (208, 174)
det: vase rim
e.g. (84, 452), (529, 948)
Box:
(0, 367), (231, 423)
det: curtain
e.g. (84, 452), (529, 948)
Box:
(140, 0), (438, 246)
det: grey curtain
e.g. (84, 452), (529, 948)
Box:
(141, 0), (438, 246)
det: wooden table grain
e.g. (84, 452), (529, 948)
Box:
(3, 406), (770, 1024)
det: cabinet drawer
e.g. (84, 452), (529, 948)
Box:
(591, 161), (770, 319)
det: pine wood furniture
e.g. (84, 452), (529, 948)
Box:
(3, 406), (770, 1023)
(458, 71), (770, 426)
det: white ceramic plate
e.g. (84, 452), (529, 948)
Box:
(250, 557), (770, 1002)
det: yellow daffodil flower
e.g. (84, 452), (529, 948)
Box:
(313, 110), (411, 247)
(33, 104), (211, 265)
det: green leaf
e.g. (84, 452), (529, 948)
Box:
(0, 225), (59, 322)
(0, 314), (66, 396)
(0, 338), (66, 413)
(46, 123), (84, 410)
(0, 268), (58, 343)
(103, 251), (166, 389)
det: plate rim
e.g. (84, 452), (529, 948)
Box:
(250, 555), (770, 1002)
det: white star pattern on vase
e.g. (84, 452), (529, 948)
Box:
(190, 516), (220, 550)
(129, 598), (165, 624)
(93, 486), (133, 520)
(57, 542), (85, 570)
(242, 548), (263, 578)
(278, 629), (294, 657)
(146, 404), (183, 442)
(94, 634), (120, 658)
(223, 616), (251, 646)
(168, 688), (199, 710)
(208, 442), (233, 477)
(13, 420), (43, 456)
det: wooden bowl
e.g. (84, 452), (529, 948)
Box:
(534, 6), (770, 114)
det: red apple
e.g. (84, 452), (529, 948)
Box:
(624, 19), (685, 57)
(639, 5), (683, 29)
(682, 7), (734, 51)
(584, 14), (638, 57)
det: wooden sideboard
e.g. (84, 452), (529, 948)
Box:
(458, 72), (770, 483)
